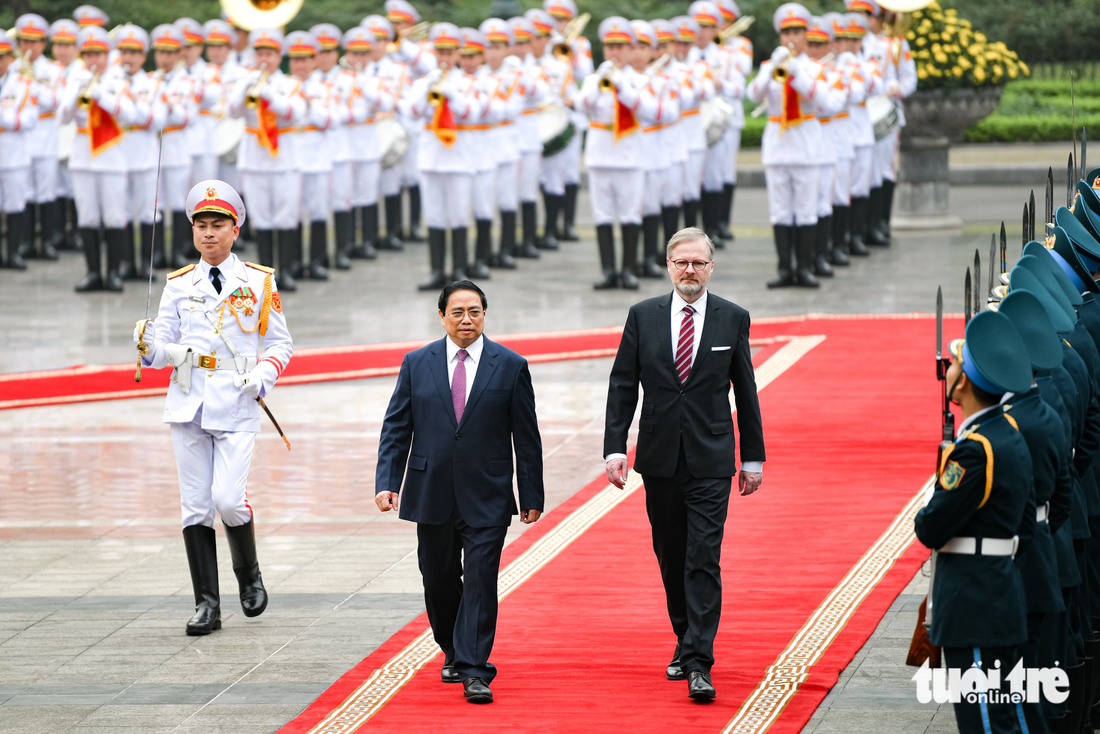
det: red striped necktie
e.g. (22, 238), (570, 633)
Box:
(675, 305), (695, 384)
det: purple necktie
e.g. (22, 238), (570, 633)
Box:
(452, 348), (468, 423)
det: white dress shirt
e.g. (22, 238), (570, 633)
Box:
(606, 289), (762, 474)
(446, 334), (483, 404)
(198, 255), (231, 293)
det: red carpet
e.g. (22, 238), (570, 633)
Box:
(275, 314), (960, 734)
(0, 327), (624, 410)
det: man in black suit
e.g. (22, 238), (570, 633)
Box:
(604, 227), (766, 701)
(375, 281), (545, 704)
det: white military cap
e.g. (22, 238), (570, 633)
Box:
(598, 16), (635, 44)
(150, 24), (185, 52)
(651, 19), (676, 44)
(717, 0), (742, 22)
(187, 180), (246, 228)
(342, 26), (374, 52)
(285, 30), (319, 57)
(773, 3), (812, 32)
(203, 20), (236, 47)
(429, 22), (463, 50)
(689, 1), (722, 28)
(115, 25), (150, 52)
(670, 16), (700, 43)
(77, 26), (112, 53)
(14, 14), (49, 41)
(48, 20), (80, 45)
(385, 0), (420, 24)
(821, 12), (846, 39)
(543, 0), (577, 21)
(509, 17), (535, 44)
(846, 0), (883, 16)
(310, 23), (342, 51)
(459, 28), (486, 54)
(479, 18), (513, 45)
(807, 16), (834, 43)
(361, 15), (395, 41)
(844, 12), (871, 37)
(74, 5), (109, 28)
(525, 9), (555, 37)
(249, 28), (285, 54)
(631, 20), (657, 49)
(175, 18), (204, 47)
(0, 31), (11, 55)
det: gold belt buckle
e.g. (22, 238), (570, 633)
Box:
(197, 355), (216, 370)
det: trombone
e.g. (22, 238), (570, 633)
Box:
(598, 59), (620, 93)
(245, 63), (270, 109)
(718, 15), (754, 43)
(551, 12), (590, 62)
(387, 21), (432, 55)
(645, 53), (670, 77)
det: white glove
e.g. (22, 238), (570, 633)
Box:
(886, 80), (901, 98)
(426, 68), (443, 84)
(771, 46), (791, 65)
(164, 343), (192, 367)
(610, 69), (624, 89)
(133, 319), (155, 344)
(238, 370), (262, 398)
(439, 77), (459, 100)
(597, 59), (616, 75)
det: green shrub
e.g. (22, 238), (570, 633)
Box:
(963, 114), (1100, 143)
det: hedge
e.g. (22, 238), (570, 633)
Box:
(963, 114), (1100, 143)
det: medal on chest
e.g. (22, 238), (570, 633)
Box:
(228, 286), (258, 316)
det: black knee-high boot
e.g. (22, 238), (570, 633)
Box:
(103, 227), (125, 292)
(494, 211), (517, 269)
(814, 216), (834, 277)
(641, 215), (665, 278)
(118, 221), (139, 280)
(766, 225), (795, 289)
(451, 227), (469, 281)
(353, 204), (379, 258)
(848, 196), (871, 256)
(309, 220), (329, 280)
(223, 519), (267, 618)
(5, 210), (28, 270)
(39, 201), (60, 259)
(718, 183), (736, 242)
(275, 229), (298, 292)
(406, 185), (424, 242)
(662, 205), (680, 247)
(182, 525), (221, 635)
(61, 197), (79, 250)
(620, 223), (640, 290)
(683, 198), (699, 228)
(15, 203), (37, 260)
(291, 223), (305, 279)
(138, 223), (156, 279)
(171, 211), (191, 268)
(333, 210), (354, 269)
(539, 193), (561, 250)
(372, 202), (399, 251)
(562, 183), (579, 241)
(419, 228), (448, 291)
(828, 212), (849, 266)
(381, 196), (404, 250)
(593, 224), (618, 290)
(74, 227), (102, 291)
(517, 201), (540, 258)
(795, 224), (820, 288)
(471, 219), (492, 278)
(880, 178), (895, 241)
(255, 229), (274, 269)
(865, 187), (887, 246)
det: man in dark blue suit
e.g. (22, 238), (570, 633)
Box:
(375, 280), (545, 704)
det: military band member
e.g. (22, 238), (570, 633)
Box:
(528, 8), (570, 250)
(915, 310), (1036, 734)
(135, 180), (292, 636)
(176, 18), (219, 188)
(747, 4), (837, 289)
(479, 18), (522, 270)
(823, 11), (865, 262)
(578, 17), (660, 290)
(0, 31), (38, 271)
(805, 16), (842, 277)
(48, 20), (80, 251)
(406, 23), (481, 290)
(73, 5), (109, 31)
(669, 16), (713, 231)
(840, 12), (879, 256)
(456, 27), (495, 278)
(650, 19), (688, 250)
(14, 14), (61, 262)
(363, 15), (407, 252)
(228, 28), (307, 292)
(508, 16), (549, 258)
(313, 24), (355, 268)
(544, 0), (590, 241)
(716, 0), (751, 242)
(61, 26), (135, 292)
(202, 20), (243, 188)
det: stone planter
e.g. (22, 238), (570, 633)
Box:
(894, 87), (1004, 230)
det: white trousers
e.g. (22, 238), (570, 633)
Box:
(71, 170), (127, 228)
(330, 161), (352, 213)
(873, 129), (899, 185)
(643, 169), (666, 217)
(702, 135), (727, 193)
(765, 164), (819, 227)
(241, 169), (301, 230)
(218, 162), (240, 191)
(400, 131), (421, 187)
(301, 171), (330, 223)
(159, 165), (190, 213)
(352, 160), (381, 207)
(682, 150), (705, 202)
(472, 168), (496, 222)
(171, 415), (255, 529)
(128, 168), (159, 225)
(518, 150), (540, 203)
(833, 157), (852, 207)
(57, 164), (73, 198)
(421, 171), (471, 229)
(562, 132), (582, 186)
(850, 146), (874, 198)
(663, 163), (684, 207)
(541, 149), (568, 196)
(191, 153), (218, 188)
(0, 168), (28, 214)
(380, 162), (402, 197)
(29, 156), (58, 204)
(588, 167), (643, 226)
(496, 160), (519, 212)
(724, 126), (742, 185)
(817, 164), (835, 219)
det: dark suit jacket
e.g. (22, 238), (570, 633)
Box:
(375, 336), (545, 528)
(604, 291), (766, 479)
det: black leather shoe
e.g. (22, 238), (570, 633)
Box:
(442, 656), (461, 683)
(666, 641), (685, 681)
(463, 677), (493, 703)
(688, 670), (716, 701)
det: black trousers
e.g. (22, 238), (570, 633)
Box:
(641, 441), (732, 674)
(942, 646), (1026, 734)
(417, 510), (508, 683)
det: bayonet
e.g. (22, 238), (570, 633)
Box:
(1030, 190), (1036, 241)
(1069, 154), (1075, 209)
(964, 267), (972, 325)
(988, 235), (995, 301)
(1047, 167), (1054, 234)
(1022, 205), (1028, 253)
(1000, 222), (1007, 275)
(1072, 71), (1078, 182)
(936, 285), (943, 367)
(973, 250), (981, 314)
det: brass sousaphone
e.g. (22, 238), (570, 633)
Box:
(219, 0), (305, 31)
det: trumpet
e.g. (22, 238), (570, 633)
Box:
(386, 21), (432, 55)
(14, 49), (36, 81)
(245, 65), (269, 109)
(645, 53), (670, 76)
(551, 12), (590, 63)
(718, 15), (755, 43)
(428, 61), (449, 106)
(772, 43), (795, 82)
(77, 74), (100, 110)
(598, 60), (620, 93)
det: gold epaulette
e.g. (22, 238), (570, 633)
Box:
(167, 264), (195, 280)
(245, 262), (275, 274)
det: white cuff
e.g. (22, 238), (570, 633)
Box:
(741, 462), (763, 474)
(604, 453), (628, 463)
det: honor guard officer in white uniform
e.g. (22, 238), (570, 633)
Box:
(0, 31), (38, 271)
(115, 25), (164, 281)
(361, 15), (408, 252)
(61, 25), (136, 292)
(48, 20), (81, 252)
(149, 25), (199, 271)
(285, 30), (333, 282)
(135, 180), (293, 636)
(528, 7), (571, 250)
(386, 0), (436, 245)
(13, 14), (61, 262)
(456, 27), (496, 279)
(202, 21), (242, 188)
(578, 17), (660, 291)
(478, 18), (523, 270)
(406, 23), (481, 291)
(670, 16), (714, 232)
(228, 29), (307, 292)
(544, 0), (590, 241)
(312, 24), (355, 269)
(716, 0), (752, 243)
(747, 3), (836, 290)
(508, 16), (549, 258)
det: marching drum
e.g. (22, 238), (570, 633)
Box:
(701, 97), (734, 147)
(215, 116), (245, 165)
(538, 104), (574, 158)
(57, 120), (77, 163)
(377, 117), (410, 169)
(867, 94), (900, 141)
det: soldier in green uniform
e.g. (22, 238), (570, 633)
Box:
(915, 309), (1036, 734)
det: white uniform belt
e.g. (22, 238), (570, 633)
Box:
(939, 536), (1019, 557)
(186, 353), (257, 371)
(1037, 502), (1049, 523)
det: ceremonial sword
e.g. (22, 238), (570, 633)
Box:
(134, 128), (166, 383)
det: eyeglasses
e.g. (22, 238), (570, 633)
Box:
(670, 259), (711, 271)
